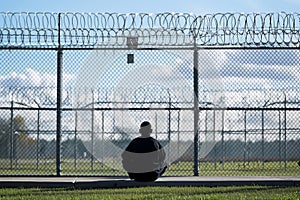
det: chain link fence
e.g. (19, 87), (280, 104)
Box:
(0, 12), (300, 176)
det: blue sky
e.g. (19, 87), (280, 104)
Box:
(1, 0), (299, 14)
(1, 0), (300, 100)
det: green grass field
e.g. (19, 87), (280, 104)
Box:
(0, 186), (299, 200)
(1, 160), (299, 199)
(1, 159), (300, 176)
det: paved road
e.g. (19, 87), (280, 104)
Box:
(0, 176), (299, 188)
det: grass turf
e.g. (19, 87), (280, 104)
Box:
(1, 159), (300, 176)
(0, 186), (299, 200)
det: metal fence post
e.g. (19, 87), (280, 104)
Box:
(56, 12), (63, 176)
(91, 90), (95, 173)
(284, 93), (287, 170)
(244, 110), (247, 169)
(101, 111), (104, 167)
(74, 111), (78, 169)
(193, 38), (199, 176)
(213, 110), (216, 170)
(10, 101), (14, 170)
(221, 110), (224, 169)
(177, 110), (180, 166)
(36, 105), (40, 170)
(278, 110), (281, 168)
(168, 89), (171, 163)
(262, 110), (264, 170)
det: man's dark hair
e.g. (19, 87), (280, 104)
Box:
(141, 121), (151, 128)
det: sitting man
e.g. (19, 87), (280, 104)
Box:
(122, 121), (167, 182)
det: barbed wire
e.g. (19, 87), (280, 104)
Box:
(1, 86), (300, 109)
(0, 12), (299, 47)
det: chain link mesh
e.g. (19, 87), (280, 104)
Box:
(0, 50), (57, 175)
(0, 12), (300, 176)
(1, 48), (300, 176)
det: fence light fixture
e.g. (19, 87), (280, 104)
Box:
(127, 54), (134, 64)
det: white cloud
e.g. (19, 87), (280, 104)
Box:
(151, 65), (173, 78)
(0, 68), (74, 88)
(25, 68), (41, 86)
(0, 68), (75, 107)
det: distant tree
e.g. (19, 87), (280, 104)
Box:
(13, 115), (36, 158)
(0, 118), (10, 158)
(61, 138), (90, 159)
(14, 115), (26, 133)
(0, 115), (36, 159)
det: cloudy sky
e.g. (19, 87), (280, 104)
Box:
(1, 0), (300, 104)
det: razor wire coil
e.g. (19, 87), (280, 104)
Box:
(0, 12), (300, 47)
(2, 86), (300, 109)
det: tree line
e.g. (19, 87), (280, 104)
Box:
(0, 116), (299, 162)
